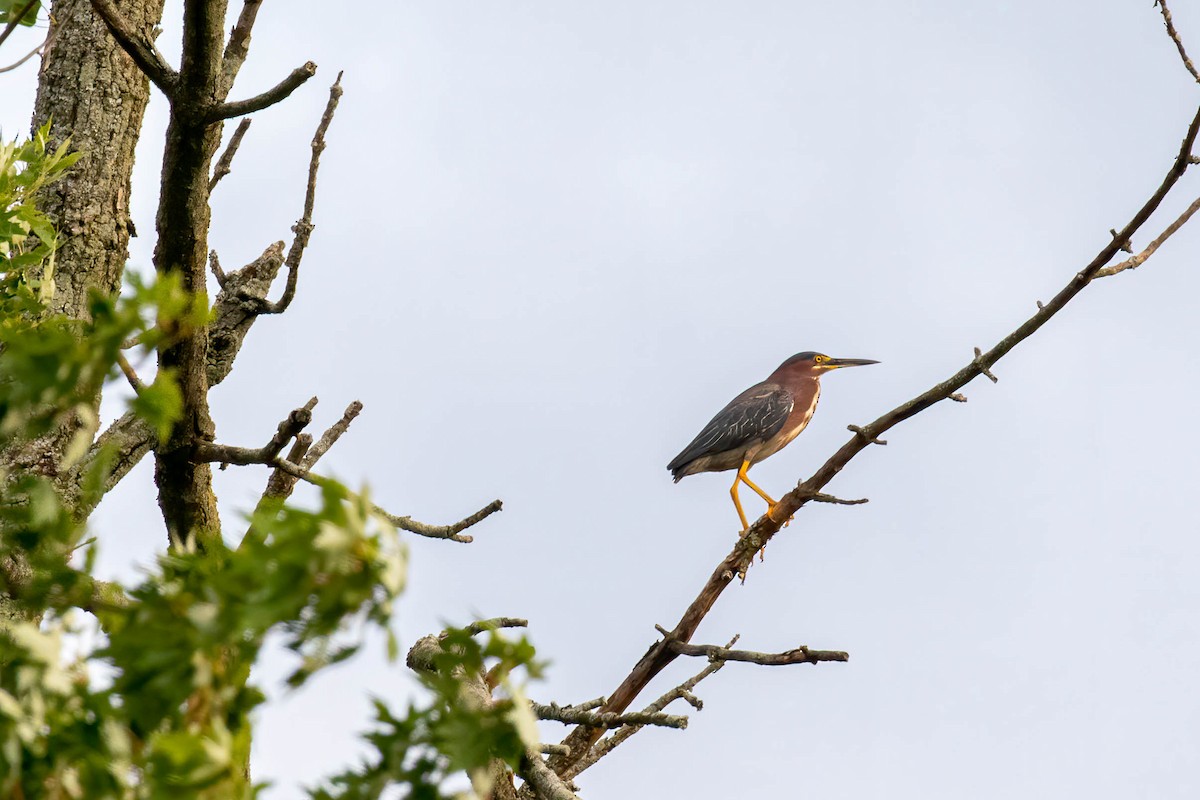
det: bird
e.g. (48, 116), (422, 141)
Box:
(668, 351), (879, 532)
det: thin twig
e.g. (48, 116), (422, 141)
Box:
(530, 702), (687, 730)
(973, 347), (998, 383)
(302, 399), (361, 469)
(847, 424), (886, 446)
(220, 0), (262, 91)
(209, 118), (252, 191)
(205, 61), (317, 121)
(0, 27), (47, 73)
(250, 399), (361, 528)
(256, 72), (343, 315)
(561, 640), (736, 782)
(0, 0), (39, 50)
(804, 491), (868, 506)
(459, 617), (528, 637)
(378, 499), (503, 543)
(549, 100), (1200, 779)
(1157, 0), (1200, 83)
(259, 433), (310, 501)
(560, 697), (607, 713)
(1095, 193), (1200, 277)
(669, 640), (848, 666)
(209, 249), (227, 287)
(194, 441), (502, 543)
(263, 398), (317, 459)
(115, 352), (145, 394)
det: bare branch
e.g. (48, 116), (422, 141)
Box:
(669, 640), (849, 666)
(194, 441), (502, 543)
(302, 400), (361, 469)
(1095, 193), (1200, 277)
(1109, 228), (1134, 254)
(256, 72), (343, 315)
(206, 61), (317, 122)
(220, 0), (263, 91)
(0, 23), (48, 73)
(209, 249), (228, 287)
(258, 433), (311, 503)
(250, 399), (361, 516)
(460, 617), (529, 636)
(262, 398), (316, 460)
(1157, 0), (1200, 84)
(847, 424), (886, 446)
(560, 697), (607, 713)
(89, 0), (177, 94)
(801, 490), (868, 506)
(209, 118), (252, 191)
(530, 702), (687, 730)
(973, 346), (998, 383)
(378, 499), (503, 544)
(549, 100), (1200, 779)
(519, 754), (581, 800)
(0, 0), (39, 50)
(79, 82), (346, 511)
(561, 645), (733, 782)
(115, 352), (145, 394)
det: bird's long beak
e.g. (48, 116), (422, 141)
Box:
(824, 357), (880, 370)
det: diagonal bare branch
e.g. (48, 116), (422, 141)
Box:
(1157, 0), (1200, 84)
(220, 0), (262, 92)
(195, 440), (503, 543)
(0, 38), (44, 73)
(560, 639), (736, 783)
(209, 118), (252, 191)
(0, 0), (39, 51)
(1095, 193), (1200, 277)
(253, 72), (343, 315)
(302, 400), (361, 469)
(548, 100), (1200, 778)
(519, 754), (581, 800)
(89, 0), (177, 93)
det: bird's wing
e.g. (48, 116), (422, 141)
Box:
(668, 383), (793, 476)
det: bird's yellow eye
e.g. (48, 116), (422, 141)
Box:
(814, 355), (826, 363)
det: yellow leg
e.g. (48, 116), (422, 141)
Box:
(738, 465), (777, 507)
(729, 471), (750, 532)
(738, 461), (782, 524)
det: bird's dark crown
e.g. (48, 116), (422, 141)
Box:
(781, 351), (827, 368)
(772, 351), (880, 377)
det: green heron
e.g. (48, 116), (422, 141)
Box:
(668, 351), (879, 531)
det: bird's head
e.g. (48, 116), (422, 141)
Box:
(772, 351), (880, 380)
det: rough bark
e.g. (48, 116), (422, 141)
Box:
(32, 0), (163, 321)
(0, 0), (165, 625)
(3, 0), (164, 483)
(146, 0), (229, 546)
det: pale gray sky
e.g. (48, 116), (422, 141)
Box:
(5, 1), (1200, 797)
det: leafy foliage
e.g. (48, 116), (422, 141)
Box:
(0, 128), (543, 800)
(0, 1), (40, 30)
(311, 628), (544, 800)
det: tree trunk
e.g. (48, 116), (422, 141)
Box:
(0, 0), (165, 624)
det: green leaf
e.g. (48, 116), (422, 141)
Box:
(0, 1), (40, 27)
(129, 371), (183, 442)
